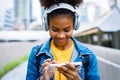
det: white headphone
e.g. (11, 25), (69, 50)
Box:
(42, 3), (80, 31)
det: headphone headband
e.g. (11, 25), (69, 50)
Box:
(46, 3), (76, 14)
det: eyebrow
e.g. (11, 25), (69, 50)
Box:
(65, 26), (71, 29)
(52, 26), (71, 29)
(52, 26), (58, 29)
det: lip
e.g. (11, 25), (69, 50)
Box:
(57, 39), (65, 43)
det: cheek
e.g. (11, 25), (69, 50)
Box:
(67, 30), (73, 37)
(63, 31), (73, 39)
(49, 30), (56, 38)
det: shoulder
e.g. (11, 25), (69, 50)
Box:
(74, 40), (97, 61)
(75, 40), (93, 54)
(72, 37), (93, 54)
(31, 45), (40, 55)
(28, 45), (41, 61)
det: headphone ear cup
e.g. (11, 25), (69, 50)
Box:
(42, 14), (49, 31)
(74, 13), (80, 30)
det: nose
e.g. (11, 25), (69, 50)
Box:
(57, 32), (65, 38)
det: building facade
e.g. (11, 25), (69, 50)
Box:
(75, 8), (120, 49)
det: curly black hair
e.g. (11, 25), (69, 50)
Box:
(40, 0), (83, 9)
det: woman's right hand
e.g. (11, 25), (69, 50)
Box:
(41, 59), (56, 80)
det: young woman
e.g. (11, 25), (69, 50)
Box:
(26, 0), (100, 80)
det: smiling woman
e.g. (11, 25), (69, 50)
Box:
(26, 0), (100, 80)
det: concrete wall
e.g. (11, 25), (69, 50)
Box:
(98, 59), (120, 80)
(86, 44), (120, 80)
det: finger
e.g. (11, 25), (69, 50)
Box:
(42, 63), (55, 80)
(57, 65), (79, 78)
(42, 65), (48, 73)
(42, 61), (49, 69)
(57, 66), (74, 79)
(42, 66), (50, 79)
(57, 66), (71, 75)
(59, 63), (78, 73)
(44, 58), (52, 63)
(50, 60), (59, 64)
(42, 59), (52, 67)
(65, 63), (77, 71)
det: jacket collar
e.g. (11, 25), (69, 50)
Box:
(38, 36), (90, 56)
(71, 36), (91, 56)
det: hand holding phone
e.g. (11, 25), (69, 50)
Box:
(48, 62), (82, 71)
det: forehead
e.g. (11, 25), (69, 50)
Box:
(49, 16), (73, 29)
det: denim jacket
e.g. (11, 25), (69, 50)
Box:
(26, 37), (100, 80)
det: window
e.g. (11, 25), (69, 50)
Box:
(102, 33), (113, 48)
(91, 34), (98, 44)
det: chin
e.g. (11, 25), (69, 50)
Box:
(56, 42), (66, 46)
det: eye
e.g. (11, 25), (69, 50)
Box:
(64, 26), (72, 32)
(51, 26), (59, 32)
(52, 28), (59, 32)
(64, 29), (70, 32)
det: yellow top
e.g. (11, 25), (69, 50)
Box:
(51, 40), (74, 80)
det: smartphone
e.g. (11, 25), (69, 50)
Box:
(48, 62), (82, 71)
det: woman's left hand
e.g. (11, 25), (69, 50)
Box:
(56, 63), (82, 80)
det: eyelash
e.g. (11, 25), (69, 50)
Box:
(64, 29), (70, 32)
(52, 29), (58, 32)
(52, 29), (70, 32)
